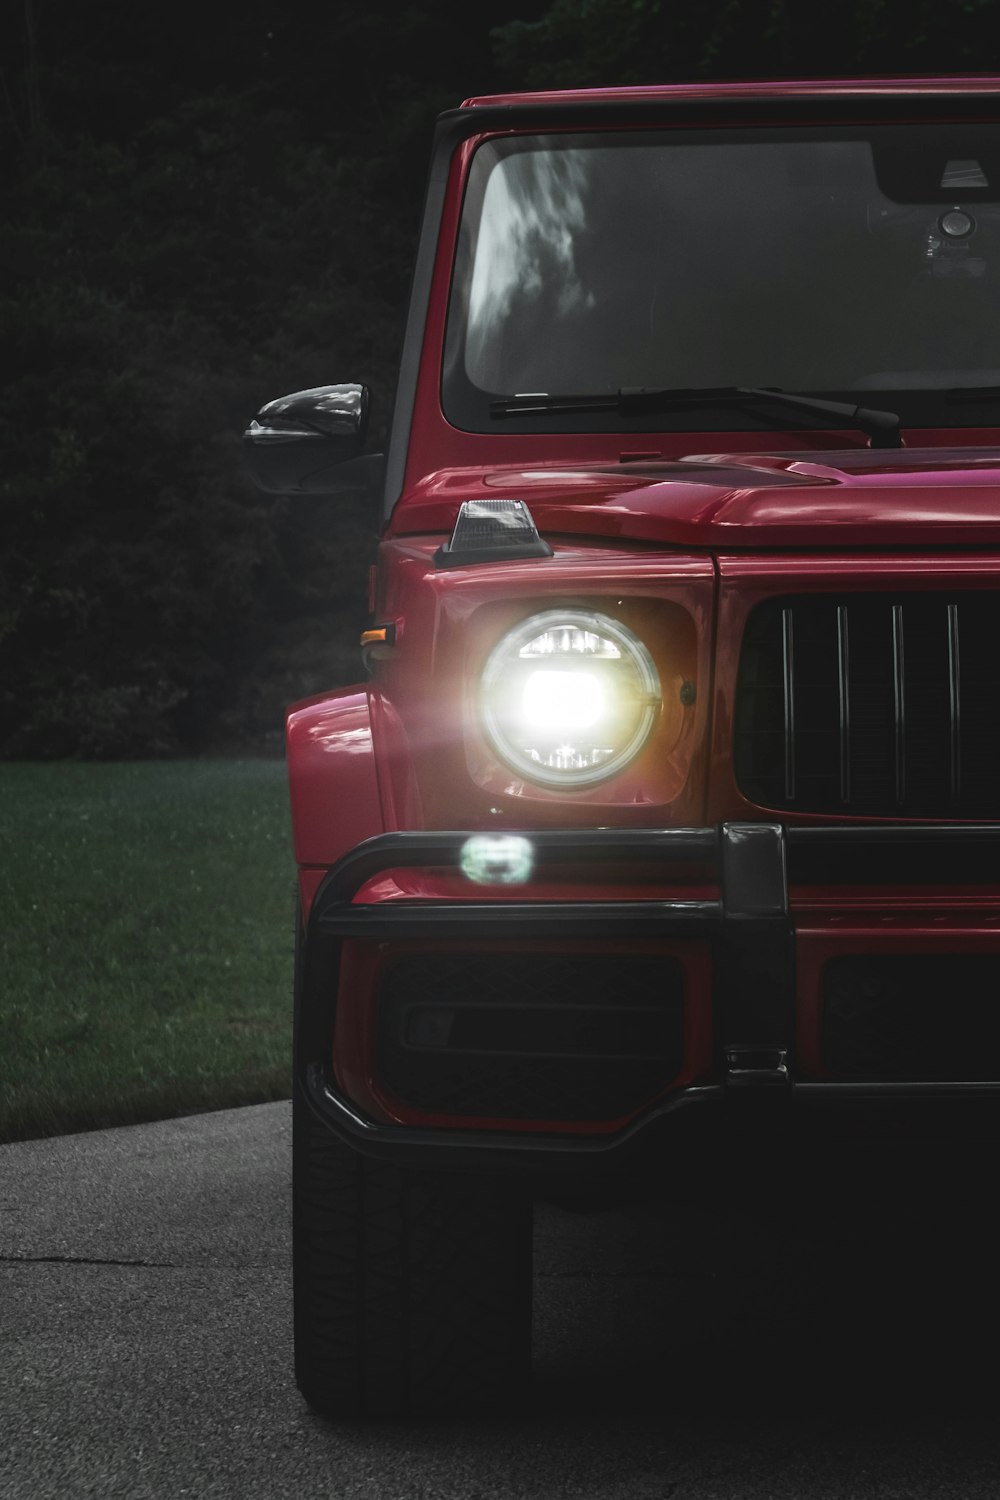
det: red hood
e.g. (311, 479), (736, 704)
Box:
(394, 448), (1000, 549)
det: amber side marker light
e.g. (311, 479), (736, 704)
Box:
(360, 622), (397, 667)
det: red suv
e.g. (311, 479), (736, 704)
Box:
(245, 77), (1000, 1419)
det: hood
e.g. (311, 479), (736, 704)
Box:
(398, 448), (1000, 549)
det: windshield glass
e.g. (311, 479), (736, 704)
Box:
(442, 123), (1000, 432)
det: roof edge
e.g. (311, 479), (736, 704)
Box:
(461, 76), (1000, 109)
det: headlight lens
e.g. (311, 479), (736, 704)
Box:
(479, 610), (661, 787)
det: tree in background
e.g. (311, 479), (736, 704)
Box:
(2, 0), (998, 756)
(493, 0), (1000, 86)
(1, 0), (522, 756)
(1, 87), (395, 755)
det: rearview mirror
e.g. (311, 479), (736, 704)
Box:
(243, 383), (383, 495)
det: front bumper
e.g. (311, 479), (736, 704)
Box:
(297, 823), (1000, 1177)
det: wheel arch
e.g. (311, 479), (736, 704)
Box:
(286, 686), (386, 918)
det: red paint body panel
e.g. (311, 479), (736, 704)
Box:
(370, 540), (714, 830)
(286, 688), (384, 882)
(462, 78), (1000, 109)
(387, 449), (1000, 550)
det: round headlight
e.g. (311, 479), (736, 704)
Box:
(479, 610), (661, 788)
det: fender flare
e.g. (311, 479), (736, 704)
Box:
(286, 686), (385, 882)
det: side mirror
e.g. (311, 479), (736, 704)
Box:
(243, 383), (384, 495)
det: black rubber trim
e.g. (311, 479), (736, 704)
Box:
(721, 822), (787, 917)
(381, 135), (454, 520)
(433, 539), (554, 568)
(787, 824), (1000, 885)
(796, 1080), (1000, 1098)
(320, 900), (719, 940)
(303, 1063), (723, 1166)
(717, 823), (794, 1065)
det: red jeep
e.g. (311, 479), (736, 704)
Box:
(245, 77), (1000, 1418)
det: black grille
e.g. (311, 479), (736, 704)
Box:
(735, 593), (1000, 817)
(823, 955), (1000, 1081)
(376, 951), (684, 1122)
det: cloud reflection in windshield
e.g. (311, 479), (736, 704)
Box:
(467, 149), (595, 387)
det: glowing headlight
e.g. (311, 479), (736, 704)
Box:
(479, 610), (661, 787)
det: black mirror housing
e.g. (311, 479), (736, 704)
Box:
(244, 383), (380, 494)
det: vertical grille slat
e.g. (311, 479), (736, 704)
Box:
(735, 592), (1000, 818)
(782, 607), (796, 802)
(892, 603), (906, 806)
(837, 605), (851, 805)
(948, 602), (962, 802)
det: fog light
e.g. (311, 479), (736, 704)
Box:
(460, 833), (535, 885)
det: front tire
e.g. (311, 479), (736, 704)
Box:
(293, 1090), (533, 1419)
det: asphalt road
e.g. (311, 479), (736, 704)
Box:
(2, 1101), (1000, 1498)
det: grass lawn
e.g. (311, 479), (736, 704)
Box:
(0, 760), (295, 1143)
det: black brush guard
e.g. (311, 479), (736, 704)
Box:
(296, 823), (1000, 1177)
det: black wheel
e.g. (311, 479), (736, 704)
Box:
(292, 1089), (534, 1419)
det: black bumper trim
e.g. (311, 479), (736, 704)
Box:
(795, 1080), (1000, 1099)
(301, 1065), (1000, 1175)
(297, 822), (1000, 1168)
(303, 1062), (723, 1167)
(320, 899), (721, 940)
(299, 824), (792, 1162)
(318, 826), (721, 904)
(787, 823), (1000, 885)
(717, 822), (793, 1071)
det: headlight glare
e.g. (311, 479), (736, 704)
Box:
(521, 669), (606, 731)
(480, 610), (661, 787)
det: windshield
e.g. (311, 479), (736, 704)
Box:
(442, 123), (1000, 433)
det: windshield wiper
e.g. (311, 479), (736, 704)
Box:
(490, 386), (902, 449)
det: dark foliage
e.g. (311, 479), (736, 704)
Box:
(492, 0), (1000, 88)
(1, 84), (396, 755)
(1, 0), (997, 756)
(1, 0), (516, 756)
